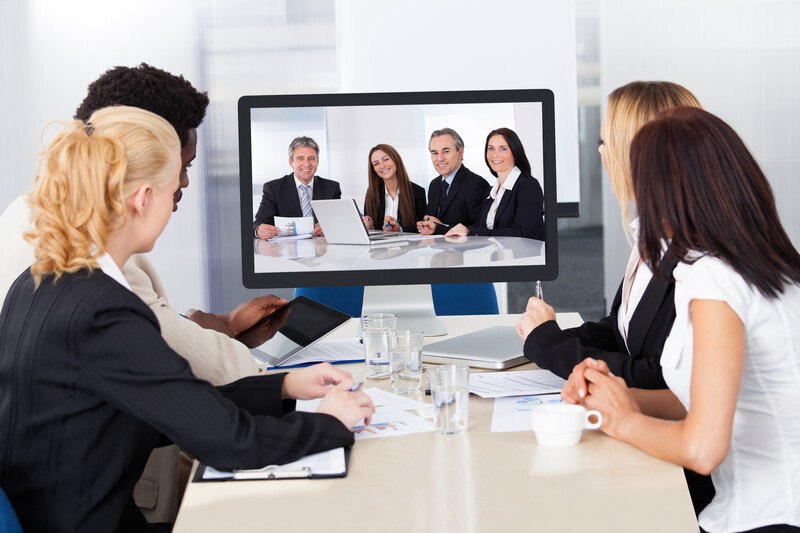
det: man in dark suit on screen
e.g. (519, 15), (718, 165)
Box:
(417, 127), (490, 236)
(253, 136), (342, 240)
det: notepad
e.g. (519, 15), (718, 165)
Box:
(194, 447), (347, 481)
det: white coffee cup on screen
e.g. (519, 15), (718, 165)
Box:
(530, 404), (602, 447)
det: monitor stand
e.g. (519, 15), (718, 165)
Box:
(361, 284), (447, 337)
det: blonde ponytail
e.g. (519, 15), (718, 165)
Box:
(25, 106), (180, 286)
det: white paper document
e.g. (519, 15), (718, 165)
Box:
(200, 447), (346, 480)
(469, 369), (566, 398)
(351, 410), (435, 440)
(297, 387), (429, 417)
(490, 394), (563, 432)
(272, 216), (315, 238)
(267, 338), (365, 368)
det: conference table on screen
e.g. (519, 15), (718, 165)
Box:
(253, 235), (545, 273)
(173, 313), (698, 533)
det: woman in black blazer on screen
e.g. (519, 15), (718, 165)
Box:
(445, 128), (544, 240)
(0, 107), (374, 533)
(362, 143), (426, 233)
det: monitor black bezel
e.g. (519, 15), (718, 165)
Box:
(239, 89), (558, 289)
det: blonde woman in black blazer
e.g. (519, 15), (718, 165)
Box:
(0, 107), (373, 533)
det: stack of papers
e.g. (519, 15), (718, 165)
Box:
(265, 338), (365, 369)
(200, 447), (347, 480)
(469, 369), (565, 398)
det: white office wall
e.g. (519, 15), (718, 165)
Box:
(335, 0), (580, 206)
(0, 0), (207, 314)
(599, 0), (800, 311)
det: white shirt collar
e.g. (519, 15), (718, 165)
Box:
(96, 253), (132, 291)
(293, 175), (313, 190)
(490, 166), (522, 199)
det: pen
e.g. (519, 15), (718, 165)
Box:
(348, 382), (364, 392)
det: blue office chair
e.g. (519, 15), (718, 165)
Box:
(294, 283), (498, 317)
(0, 487), (23, 533)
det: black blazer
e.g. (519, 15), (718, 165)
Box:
(364, 182), (427, 233)
(425, 165), (490, 235)
(252, 174), (342, 233)
(469, 173), (544, 239)
(0, 269), (353, 532)
(523, 251), (680, 389)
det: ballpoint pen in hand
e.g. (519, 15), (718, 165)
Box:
(348, 382), (364, 392)
(535, 280), (544, 301)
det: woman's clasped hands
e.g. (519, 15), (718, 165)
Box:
(562, 358), (641, 440)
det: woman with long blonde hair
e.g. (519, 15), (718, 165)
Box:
(0, 106), (373, 532)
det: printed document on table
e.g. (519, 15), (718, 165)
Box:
(490, 394), (563, 432)
(351, 410), (435, 440)
(297, 387), (431, 418)
(469, 369), (566, 398)
(271, 216), (315, 239)
(266, 338), (365, 368)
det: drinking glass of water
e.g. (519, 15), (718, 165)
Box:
(389, 330), (424, 393)
(430, 365), (469, 434)
(360, 313), (396, 379)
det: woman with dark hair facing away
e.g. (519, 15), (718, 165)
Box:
(362, 143), (426, 233)
(0, 106), (374, 533)
(571, 107), (800, 533)
(445, 127), (543, 239)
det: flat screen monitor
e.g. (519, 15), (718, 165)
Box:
(238, 89), (558, 333)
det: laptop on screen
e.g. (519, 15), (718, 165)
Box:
(311, 198), (415, 245)
(422, 326), (528, 370)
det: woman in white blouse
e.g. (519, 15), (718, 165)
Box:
(573, 107), (800, 533)
(445, 127), (544, 239)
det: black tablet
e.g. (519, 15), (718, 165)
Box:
(240, 296), (351, 367)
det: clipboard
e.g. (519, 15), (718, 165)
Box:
(192, 447), (349, 482)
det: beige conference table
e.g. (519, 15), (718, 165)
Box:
(174, 313), (698, 533)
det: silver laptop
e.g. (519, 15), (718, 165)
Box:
(422, 326), (528, 369)
(311, 198), (414, 245)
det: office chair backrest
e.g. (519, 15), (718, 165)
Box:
(0, 486), (23, 533)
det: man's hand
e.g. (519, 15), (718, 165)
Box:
(312, 223), (324, 237)
(444, 223), (469, 237)
(417, 215), (442, 235)
(224, 295), (288, 336)
(383, 216), (401, 232)
(256, 223), (281, 240)
(282, 363), (356, 400)
(234, 302), (291, 348)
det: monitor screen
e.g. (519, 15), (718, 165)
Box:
(239, 89), (557, 289)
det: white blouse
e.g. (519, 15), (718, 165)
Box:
(661, 254), (800, 533)
(485, 167), (521, 230)
(616, 218), (654, 349)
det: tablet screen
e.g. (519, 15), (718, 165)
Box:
(245, 296), (350, 366)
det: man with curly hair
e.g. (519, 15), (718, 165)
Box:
(0, 63), (284, 526)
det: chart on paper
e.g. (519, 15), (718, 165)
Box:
(352, 410), (435, 440)
(490, 394), (563, 432)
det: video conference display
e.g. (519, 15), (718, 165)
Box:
(238, 90), (558, 288)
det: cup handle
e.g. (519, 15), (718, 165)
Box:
(584, 409), (603, 430)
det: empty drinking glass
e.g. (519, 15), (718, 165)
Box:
(360, 313), (396, 379)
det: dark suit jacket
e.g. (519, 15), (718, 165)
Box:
(426, 165), (490, 235)
(469, 173), (544, 239)
(0, 269), (353, 533)
(364, 182), (427, 233)
(524, 251), (680, 389)
(252, 174), (342, 233)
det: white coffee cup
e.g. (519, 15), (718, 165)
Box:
(530, 404), (602, 447)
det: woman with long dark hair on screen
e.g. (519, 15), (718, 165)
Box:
(0, 106), (374, 532)
(575, 107), (800, 533)
(445, 127), (543, 239)
(363, 143), (426, 233)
